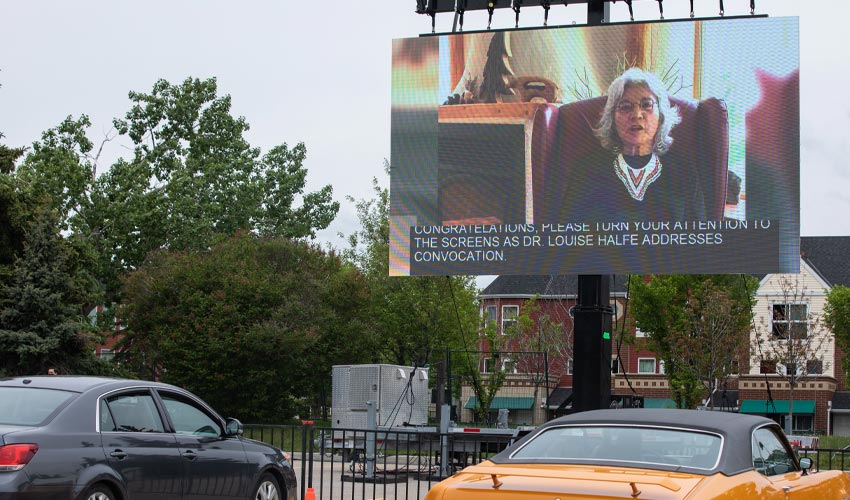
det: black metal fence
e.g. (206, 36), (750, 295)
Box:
(245, 423), (850, 500)
(245, 424), (520, 500)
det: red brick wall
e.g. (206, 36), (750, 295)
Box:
(739, 375), (837, 433)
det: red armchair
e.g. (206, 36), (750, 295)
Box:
(541, 95), (729, 223)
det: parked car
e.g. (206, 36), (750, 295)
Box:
(0, 376), (297, 500)
(424, 409), (850, 499)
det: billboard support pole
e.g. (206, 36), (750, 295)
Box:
(573, 0), (614, 414)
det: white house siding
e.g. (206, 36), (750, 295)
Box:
(750, 259), (835, 378)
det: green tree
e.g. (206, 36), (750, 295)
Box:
(19, 77), (339, 301)
(825, 285), (850, 388)
(15, 115), (97, 233)
(343, 163), (479, 368)
(117, 232), (374, 422)
(343, 163), (484, 423)
(505, 296), (569, 424)
(628, 275), (756, 409)
(0, 107), (113, 376)
(0, 209), (103, 375)
(460, 317), (509, 425)
(0, 139), (27, 279)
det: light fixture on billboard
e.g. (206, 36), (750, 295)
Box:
(750, 0), (756, 15)
(689, 0), (694, 18)
(454, 0), (466, 31)
(419, 0), (436, 33)
(541, 0), (550, 26)
(512, 0), (522, 28)
(719, 0), (725, 16)
(657, 0), (664, 20)
(487, 0), (498, 29)
(625, 0), (634, 21)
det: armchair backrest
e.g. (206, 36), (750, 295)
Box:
(542, 95), (728, 223)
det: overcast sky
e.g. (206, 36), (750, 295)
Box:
(2, 1), (848, 287)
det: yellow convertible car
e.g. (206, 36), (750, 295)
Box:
(425, 409), (850, 499)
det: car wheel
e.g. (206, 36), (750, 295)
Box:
(253, 473), (280, 500)
(81, 484), (115, 500)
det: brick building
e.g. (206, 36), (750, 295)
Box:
(473, 236), (850, 435)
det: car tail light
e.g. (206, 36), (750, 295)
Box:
(0, 444), (38, 471)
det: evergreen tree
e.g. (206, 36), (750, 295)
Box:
(0, 210), (100, 375)
(479, 32), (515, 103)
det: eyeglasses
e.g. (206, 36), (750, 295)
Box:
(616, 98), (656, 114)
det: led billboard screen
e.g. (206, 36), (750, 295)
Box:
(390, 17), (799, 276)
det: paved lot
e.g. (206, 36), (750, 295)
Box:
(293, 454), (442, 500)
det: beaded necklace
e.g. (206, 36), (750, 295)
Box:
(613, 153), (662, 201)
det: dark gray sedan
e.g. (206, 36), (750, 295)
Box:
(0, 376), (297, 500)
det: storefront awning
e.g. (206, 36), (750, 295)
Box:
(739, 400), (816, 415)
(547, 387), (572, 410)
(464, 396), (535, 410)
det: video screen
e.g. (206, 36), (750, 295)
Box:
(390, 17), (799, 276)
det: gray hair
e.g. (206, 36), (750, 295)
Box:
(594, 68), (681, 155)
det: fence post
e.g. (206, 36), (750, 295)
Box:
(365, 400), (377, 479)
(439, 404), (451, 478)
(308, 424), (315, 490)
(300, 423), (309, 500)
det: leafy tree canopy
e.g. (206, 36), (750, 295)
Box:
(117, 232), (375, 423)
(0, 208), (106, 376)
(15, 77), (339, 300)
(342, 162), (480, 368)
(823, 285), (850, 385)
(628, 274), (756, 408)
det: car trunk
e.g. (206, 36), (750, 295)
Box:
(439, 464), (707, 499)
(0, 425), (31, 444)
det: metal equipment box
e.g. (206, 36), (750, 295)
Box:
(332, 364), (429, 429)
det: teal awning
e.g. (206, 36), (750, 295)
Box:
(740, 400), (816, 415)
(644, 398), (677, 409)
(464, 396), (535, 410)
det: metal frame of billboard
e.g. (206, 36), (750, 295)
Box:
(417, 0), (611, 30)
(416, 1), (758, 32)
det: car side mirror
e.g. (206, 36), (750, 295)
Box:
(225, 418), (243, 437)
(799, 456), (812, 475)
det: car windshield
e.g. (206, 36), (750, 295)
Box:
(0, 387), (76, 426)
(510, 425), (722, 470)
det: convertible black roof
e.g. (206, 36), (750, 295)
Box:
(489, 409), (782, 476)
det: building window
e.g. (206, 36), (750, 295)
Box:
(502, 305), (518, 335)
(658, 359), (666, 375)
(611, 357), (620, 374)
(760, 360), (777, 374)
(635, 327), (646, 338)
(772, 303), (807, 339)
(638, 358), (656, 374)
(782, 363), (800, 377)
(784, 414), (814, 434)
(99, 349), (115, 362)
(484, 306), (497, 326)
(482, 358), (495, 374)
(806, 359), (823, 375)
(567, 358), (574, 375)
(502, 357), (518, 374)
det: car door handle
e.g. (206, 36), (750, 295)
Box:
(182, 450), (198, 461)
(109, 450), (127, 460)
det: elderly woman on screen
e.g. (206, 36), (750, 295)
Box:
(559, 67), (705, 222)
